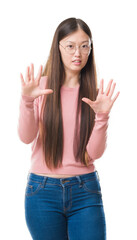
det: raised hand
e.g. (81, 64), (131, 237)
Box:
(20, 63), (53, 99)
(82, 79), (120, 114)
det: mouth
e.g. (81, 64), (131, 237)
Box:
(72, 60), (81, 65)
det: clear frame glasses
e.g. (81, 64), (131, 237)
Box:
(59, 42), (92, 55)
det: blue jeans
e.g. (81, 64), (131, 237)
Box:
(25, 170), (106, 240)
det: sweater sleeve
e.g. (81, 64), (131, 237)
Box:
(17, 95), (39, 144)
(86, 112), (109, 160)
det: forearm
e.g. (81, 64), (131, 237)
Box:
(17, 95), (39, 144)
(86, 112), (109, 160)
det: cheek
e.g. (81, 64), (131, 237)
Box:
(81, 56), (89, 68)
(61, 54), (72, 67)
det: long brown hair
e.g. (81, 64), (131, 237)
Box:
(39, 17), (98, 170)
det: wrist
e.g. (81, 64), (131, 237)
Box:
(95, 112), (110, 121)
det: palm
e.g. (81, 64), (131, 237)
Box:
(21, 79), (42, 98)
(82, 79), (120, 114)
(20, 63), (53, 99)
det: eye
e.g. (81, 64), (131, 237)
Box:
(82, 44), (89, 48)
(67, 44), (74, 49)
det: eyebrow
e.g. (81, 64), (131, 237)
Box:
(65, 40), (89, 43)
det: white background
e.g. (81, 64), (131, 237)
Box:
(0, 0), (137, 239)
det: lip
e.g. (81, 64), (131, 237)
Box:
(72, 60), (81, 65)
(72, 59), (81, 62)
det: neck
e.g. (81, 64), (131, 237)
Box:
(63, 70), (80, 87)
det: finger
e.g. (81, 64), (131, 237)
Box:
(20, 73), (25, 86)
(82, 97), (94, 107)
(108, 82), (116, 98)
(39, 89), (53, 96)
(104, 79), (113, 96)
(36, 65), (43, 82)
(98, 79), (104, 95)
(30, 63), (34, 81)
(111, 91), (120, 104)
(25, 66), (30, 83)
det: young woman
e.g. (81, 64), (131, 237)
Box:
(18, 17), (120, 240)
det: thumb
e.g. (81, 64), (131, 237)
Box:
(40, 89), (53, 96)
(82, 98), (94, 107)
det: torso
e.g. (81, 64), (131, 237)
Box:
(32, 173), (78, 178)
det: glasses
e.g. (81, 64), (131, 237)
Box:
(59, 42), (92, 55)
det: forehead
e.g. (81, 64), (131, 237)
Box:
(61, 29), (90, 44)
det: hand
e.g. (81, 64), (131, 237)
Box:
(82, 79), (120, 114)
(20, 63), (53, 99)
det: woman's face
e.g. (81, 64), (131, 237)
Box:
(59, 28), (91, 75)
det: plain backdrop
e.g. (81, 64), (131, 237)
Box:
(0, 0), (137, 239)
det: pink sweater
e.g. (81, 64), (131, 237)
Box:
(17, 76), (109, 175)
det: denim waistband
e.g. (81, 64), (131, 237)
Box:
(27, 170), (100, 187)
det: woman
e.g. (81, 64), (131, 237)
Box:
(18, 17), (120, 240)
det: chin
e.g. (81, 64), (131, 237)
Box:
(71, 64), (84, 70)
(70, 67), (82, 73)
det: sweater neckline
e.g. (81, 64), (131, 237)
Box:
(61, 84), (80, 91)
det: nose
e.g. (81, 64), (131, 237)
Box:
(74, 46), (81, 57)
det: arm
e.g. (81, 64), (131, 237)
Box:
(86, 112), (109, 160)
(17, 95), (39, 144)
(83, 78), (120, 161)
